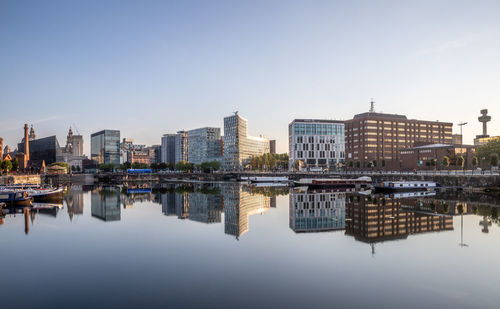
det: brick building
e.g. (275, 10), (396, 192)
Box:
(345, 110), (453, 169)
(399, 143), (476, 170)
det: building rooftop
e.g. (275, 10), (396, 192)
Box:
(291, 119), (344, 124)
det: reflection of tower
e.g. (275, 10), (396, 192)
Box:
(479, 216), (492, 233)
(223, 186), (271, 239)
(66, 186), (84, 221)
(458, 214), (468, 248)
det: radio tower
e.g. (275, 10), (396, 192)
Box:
(369, 99), (375, 113)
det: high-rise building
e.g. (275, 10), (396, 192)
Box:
(269, 140), (276, 154)
(223, 112), (270, 170)
(187, 127), (223, 165)
(146, 145), (161, 164)
(345, 106), (453, 169)
(174, 131), (188, 163)
(161, 134), (176, 164)
(288, 119), (345, 171)
(72, 135), (84, 156)
(90, 130), (120, 165)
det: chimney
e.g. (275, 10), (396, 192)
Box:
(0, 137), (3, 159)
(24, 124), (30, 162)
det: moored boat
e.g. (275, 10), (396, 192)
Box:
(0, 190), (33, 206)
(26, 187), (64, 202)
(241, 176), (289, 183)
(294, 176), (372, 189)
(375, 181), (437, 192)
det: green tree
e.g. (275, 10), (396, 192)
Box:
(456, 156), (464, 169)
(76, 165), (81, 172)
(11, 157), (19, 172)
(491, 153), (499, 167)
(1, 159), (12, 173)
(430, 158), (436, 167)
(175, 160), (194, 172)
(355, 161), (360, 168)
(98, 163), (116, 172)
(476, 140), (500, 164)
(472, 156), (479, 167)
(441, 156), (450, 168)
(381, 159), (386, 168)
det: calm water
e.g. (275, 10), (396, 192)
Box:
(1, 183), (500, 309)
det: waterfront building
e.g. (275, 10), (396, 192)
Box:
(90, 130), (120, 165)
(223, 112), (270, 170)
(289, 190), (345, 233)
(288, 119), (345, 171)
(146, 145), (161, 164)
(174, 131), (188, 164)
(161, 134), (176, 164)
(345, 103), (453, 169)
(187, 127), (223, 165)
(270, 140), (276, 154)
(18, 133), (62, 169)
(399, 143), (476, 170)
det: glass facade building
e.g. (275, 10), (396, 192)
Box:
(161, 134), (176, 164)
(174, 131), (188, 164)
(18, 135), (62, 166)
(288, 119), (345, 171)
(223, 113), (270, 170)
(90, 130), (120, 165)
(187, 127), (222, 165)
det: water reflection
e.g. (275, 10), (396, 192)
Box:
(91, 186), (121, 221)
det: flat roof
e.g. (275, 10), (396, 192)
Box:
(291, 119), (344, 124)
(350, 112), (452, 125)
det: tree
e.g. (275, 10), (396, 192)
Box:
(372, 160), (377, 168)
(175, 160), (194, 172)
(99, 163), (116, 172)
(441, 156), (450, 168)
(476, 140), (500, 164)
(430, 158), (436, 167)
(11, 157), (19, 172)
(1, 159), (12, 173)
(349, 160), (354, 168)
(491, 153), (499, 167)
(456, 156), (464, 169)
(200, 161), (222, 173)
(472, 156), (479, 167)
(76, 165), (81, 172)
(71, 165), (76, 172)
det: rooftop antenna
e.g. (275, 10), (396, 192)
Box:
(369, 98), (375, 113)
(457, 121), (467, 136)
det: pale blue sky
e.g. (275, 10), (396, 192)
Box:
(1, 0), (499, 154)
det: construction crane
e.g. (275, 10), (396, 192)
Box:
(72, 123), (81, 135)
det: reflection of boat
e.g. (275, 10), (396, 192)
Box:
(250, 182), (289, 187)
(0, 190), (33, 206)
(294, 176), (372, 189)
(241, 176), (289, 183)
(375, 181), (437, 192)
(26, 187), (64, 202)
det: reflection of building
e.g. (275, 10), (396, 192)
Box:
(345, 195), (453, 251)
(288, 119), (345, 171)
(65, 186), (84, 221)
(187, 193), (223, 223)
(161, 192), (189, 219)
(91, 187), (121, 221)
(91, 130), (120, 165)
(187, 127), (223, 165)
(223, 186), (271, 238)
(289, 190), (345, 233)
(223, 113), (270, 170)
(345, 103), (453, 169)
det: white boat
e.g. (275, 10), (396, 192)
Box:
(241, 176), (289, 183)
(294, 176), (372, 188)
(375, 181), (437, 192)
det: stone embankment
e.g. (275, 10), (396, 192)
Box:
(0, 174), (41, 185)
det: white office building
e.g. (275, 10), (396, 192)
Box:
(288, 119), (345, 171)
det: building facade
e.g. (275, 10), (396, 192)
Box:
(288, 119), (345, 171)
(345, 111), (453, 169)
(175, 131), (188, 163)
(399, 143), (476, 170)
(161, 134), (176, 164)
(91, 130), (120, 165)
(187, 127), (223, 165)
(223, 113), (270, 170)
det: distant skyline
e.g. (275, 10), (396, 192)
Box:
(1, 0), (499, 155)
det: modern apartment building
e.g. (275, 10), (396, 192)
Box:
(223, 112), (270, 170)
(161, 134), (176, 164)
(187, 127), (223, 165)
(175, 131), (188, 163)
(90, 130), (120, 165)
(288, 119), (345, 171)
(345, 111), (453, 169)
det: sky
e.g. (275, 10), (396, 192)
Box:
(1, 0), (499, 155)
